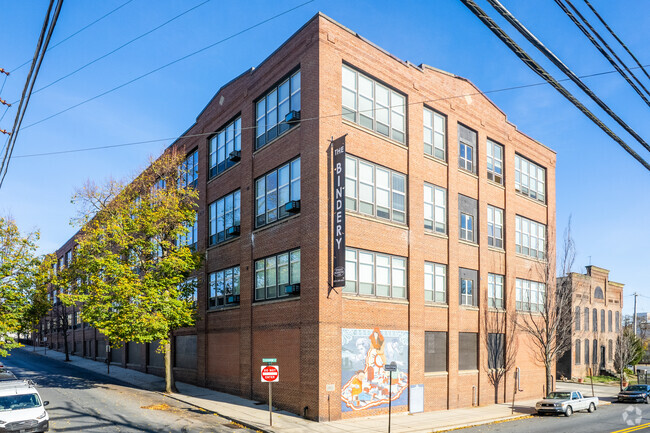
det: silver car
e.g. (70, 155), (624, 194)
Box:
(536, 391), (598, 416)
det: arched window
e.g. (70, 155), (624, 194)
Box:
(616, 311), (620, 332)
(601, 310), (605, 332)
(608, 340), (613, 362)
(593, 340), (598, 365)
(594, 286), (604, 299)
(584, 339), (590, 365)
(608, 311), (613, 332)
(593, 309), (598, 332)
(575, 339), (581, 365)
(585, 307), (590, 330)
(575, 307), (581, 331)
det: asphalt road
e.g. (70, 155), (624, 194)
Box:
(2, 348), (255, 433)
(458, 402), (650, 433)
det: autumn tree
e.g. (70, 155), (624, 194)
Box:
(58, 151), (201, 392)
(0, 217), (52, 357)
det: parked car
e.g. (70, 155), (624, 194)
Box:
(535, 391), (598, 416)
(0, 369), (16, 382)
(618, 384), (650, 403)
(0, 380), (49, 432)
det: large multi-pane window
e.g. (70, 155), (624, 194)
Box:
(345, 155), (406, 223)
(585, 307), (589, 330)
(593, 340), (598, 365)
(209, 190), (241, 246)
(178, 212), (198, 250)
(459, 332), (478, 370)
(255, 249), (300, 301)
(458, 124), (476, 173)
(255, 158), (301, 228)
(584, 339), (590, 365)
(608, 310), (613, 332)
(342, 65), (406, 143)
(425, 331), (447, 372)
(575, 307), (581, 331)
(575, 339), (581, 365)
(344, 248), (406, 298)
(487, 205), (504, 249)
(488, 273), (504, 309)
(601, 309), (605, 332)
(424, 262), (446, 303)
(209, 117), (241, 178)
(515, 278), (546, 312)
(515, 155), (545, 203)
(486, 139), (504, 184)
(593, 309), (598, 332)
(424, 183), (446, 234)
(515, 215), (546, 259)
(208, 266), (240, 308)
(423, 107), (446, 160)
(256, 70), (301, 149)
(180, 150), (199, 188)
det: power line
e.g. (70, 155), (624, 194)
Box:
(556, 0), (650, 106)
(582, 0), (650, 83)
(19, 0), (315, 132)
(13, 0), (212, 104)
(0, 0), (64, 188)
(12, 63), (650, 160)
(459, 0), (650, 171)
(486, 0), (650, 155)
(10, 0), (135, 72)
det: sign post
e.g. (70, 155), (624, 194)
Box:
(385, 362), (397, 433)
(261, 363), (279, 426)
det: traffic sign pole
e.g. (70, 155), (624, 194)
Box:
(269, 381), (273, 426)
(385, 362), (397, 433)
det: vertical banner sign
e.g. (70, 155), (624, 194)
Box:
(332, 136), (346, 288)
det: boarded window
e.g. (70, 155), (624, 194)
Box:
(425, 331), (447, 372)
(459, 332), (478, 370)
(174, 335), (197, 370)
(575, 339), (581, 365)
(487, 333), (504, 370)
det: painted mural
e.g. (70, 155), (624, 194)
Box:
(341, 328), (408, 412)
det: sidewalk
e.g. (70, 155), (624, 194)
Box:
(20, 346), (539, 433)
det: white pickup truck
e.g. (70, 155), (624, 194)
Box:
(535, 391), (598, 416)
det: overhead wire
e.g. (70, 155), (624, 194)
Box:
(555, 0), (650, 106)
(19, 0), (316, 132)
(582, 0), (650, 83)
(485, 0), (650, 154)
(459, 0), (650, 172)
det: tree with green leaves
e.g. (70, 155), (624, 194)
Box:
(58, 151), (201, 392)
(0, 217), (52, 357)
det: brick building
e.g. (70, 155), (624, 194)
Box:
(42, 13), (557, 420)
(556, 266), (624, 380)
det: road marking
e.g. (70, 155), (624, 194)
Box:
(610, 422), (650, 433)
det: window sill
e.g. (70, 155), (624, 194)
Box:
(253, 124), (301, 156)
(207, 305), (241, 313)
(487, 178), (505, 189)
(424, 371), (448, 377)
(253, 213), (301, 234)
(425, 302), (449, 309)
(207, 162), (240, 186)
(206, 236), (240, 254)
(515, 191), (547, 208)
(346, 211), (408, 230)
(460, 305), (479, 311)
(488, 307), (506, 313)
(423, 153), (448, 166)
(487, 246), (505, 254)
(514, 252), (547, 263)
(458, 239), (479, 248)
(458, 168), (478, 179)
(424, 230), (448, 240)
(459, 369), (479, 375)
(342, 119), (408, 150)
(252, 296), (300, 307)
(342, 294), (409, 305)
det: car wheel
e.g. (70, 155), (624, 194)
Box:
(588, 402), (596, 413)
(646, 396), (650, 404)
(565, 406), (573, 417)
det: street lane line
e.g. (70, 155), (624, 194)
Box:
(610, 422), (650, 433)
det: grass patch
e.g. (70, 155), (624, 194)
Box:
(585, 375), (618, 384)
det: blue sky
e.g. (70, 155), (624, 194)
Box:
(0, 0), (648, 315)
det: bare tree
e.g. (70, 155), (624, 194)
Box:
(518, 219), (576, 394)
(483, 309), (518, 403)
(615, 326), (644, 390)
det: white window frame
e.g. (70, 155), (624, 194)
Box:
(424, 183), (446, 234)
(343, 247), (406, 299)
(461, 278), (473, 306)
(424, 262), (446, 303)
(254, 249), (301, 301)
(423, 107), (446, 160)
(255, 158), (301, 228)
(209, 190), (241, 246)
(487, 139), (504, 184)
(515, 154), (546, 203)
(256, 71), (301, 149)
(208, 266), (240, 308)
(460, 213), (473, 241)
(459, 142), (473, 172)
(487, 205), (504, 249)
(209, 117), (241, 178)
(488, 273), (504, 309)
(515, 278), (546, 312)
(515, 215), (546, 259)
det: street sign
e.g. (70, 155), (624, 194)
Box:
(385, 362), (397, 372)
(261, 365), (279, 382)
(262, 358), (277, 363)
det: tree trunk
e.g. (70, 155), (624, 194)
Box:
(494, 378), (500, 404)
(63, 321), (70, 362)
(545, 363), (553, 396)
(164, 335), (177, 393)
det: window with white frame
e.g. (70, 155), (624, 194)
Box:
(209, 116), (241, 178)
(345, 155), (406, 223)
(515, 155), (545, 203)
(488, 273), (504, 308)
(423, 107), (446, 160)
(209, 190), (241, 246)
(458, 124), (476, 173)
(254, 249), (300, 301)
(208, 266), (240, 308)
(342, 65), (406, 143)
(515, 215), (546, 259)
(255, 158), (300, 228)
(180, 150), (199, 188)
(459, 268), (478, 307)
(487, 139), (504, 184)
(515, 278), (546, 312)
(460, 213), (473, 242)
(343, 248), (406, 298)
(487, 205), (504, 249)
(424, 183), (446, 234)
(256, 70), (301, 149)
(178, 212), (198, 250)
(424, 262), (446, 303)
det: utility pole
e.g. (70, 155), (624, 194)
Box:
(633, 292), (639, 336)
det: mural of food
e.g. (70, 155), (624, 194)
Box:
(341, 328), (408, 412)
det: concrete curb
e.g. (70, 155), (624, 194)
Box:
(432, 414), (534, 432)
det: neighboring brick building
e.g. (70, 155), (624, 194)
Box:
(556, 266), (624, 380)
(42, 13), (557, 420)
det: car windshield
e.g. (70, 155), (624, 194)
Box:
(626, 385), (647, 392)
(0, 394), (42, 411)
(546, 392), (571, 399)
(0, 372), (16, 381)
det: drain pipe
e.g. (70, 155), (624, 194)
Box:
(472, 385), (477, 407)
